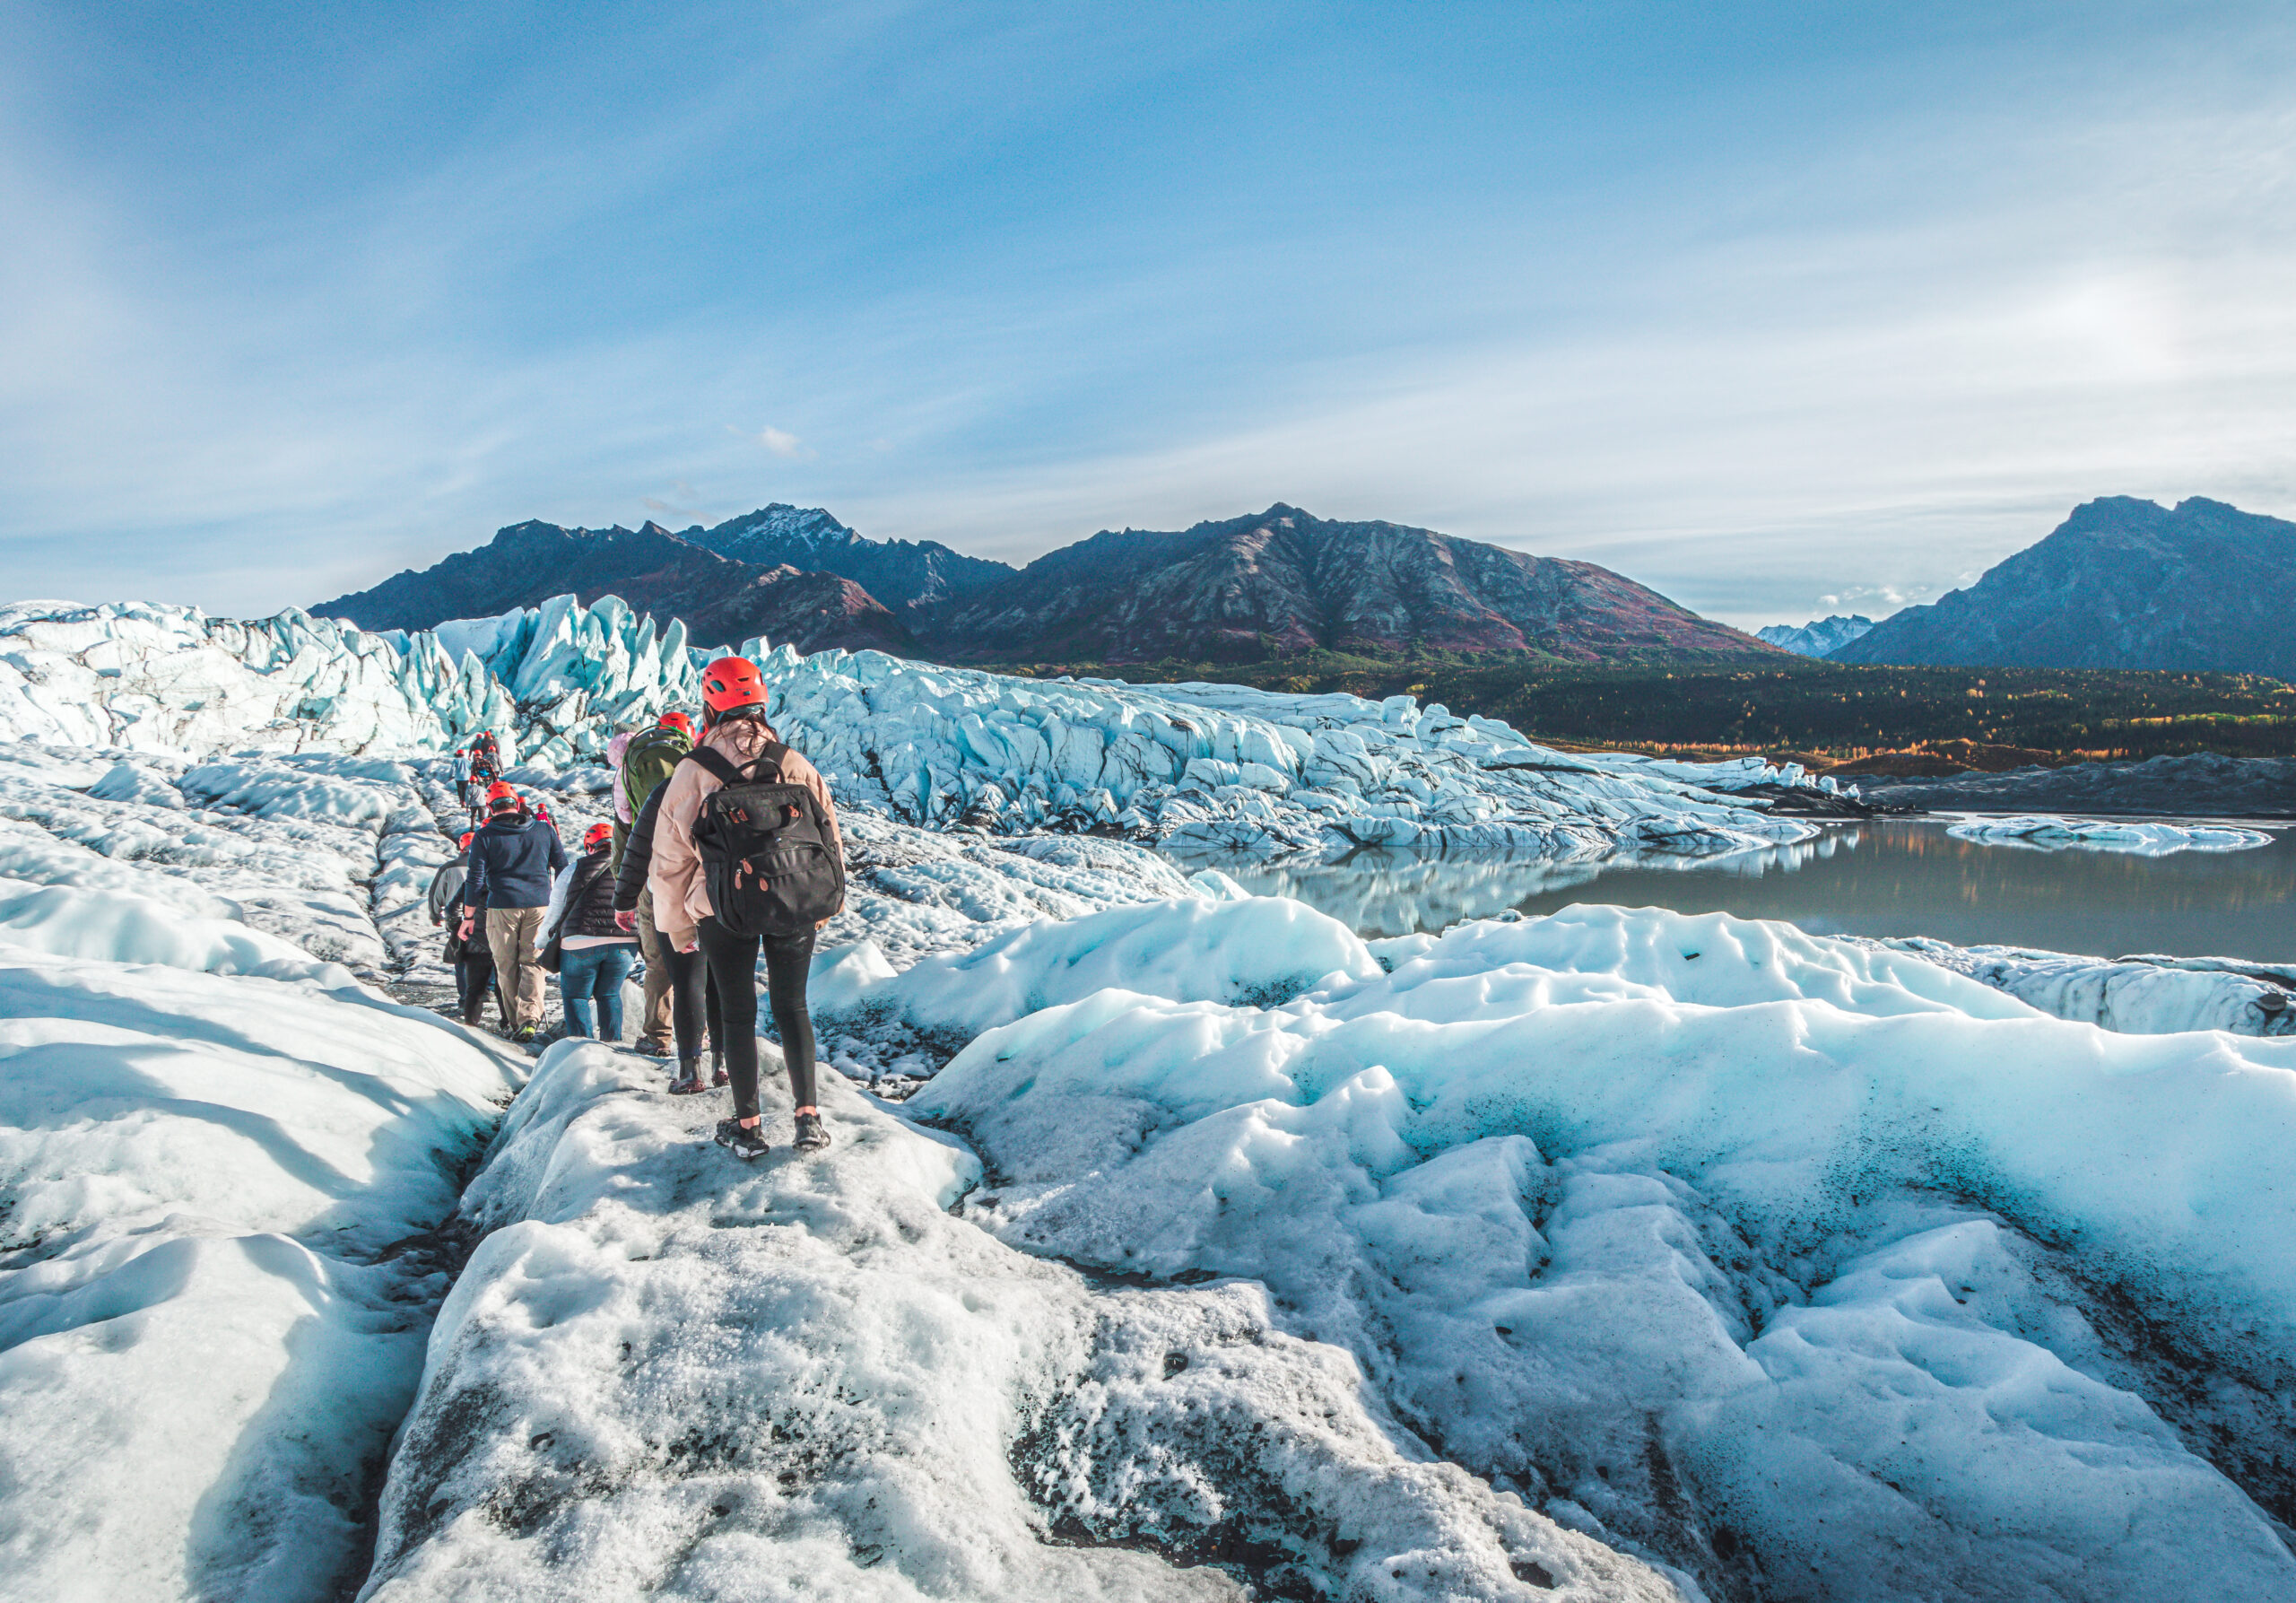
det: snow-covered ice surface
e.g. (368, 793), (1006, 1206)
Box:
(1873, 937), (2296, 1037)
(905, 901), (2296, 1600)
(359, 1041), (1679, 1603)
(13, 597), (2296, 1600)
(2, 596), (1840, 865)
(1944, 814), (2273, 854)
(813, 893), (1380, 1078)
(0, 880), (524, 1602)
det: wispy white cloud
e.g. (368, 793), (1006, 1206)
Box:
(1, 3), (2291, 629)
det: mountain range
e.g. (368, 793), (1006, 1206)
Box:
(1831, 497), (2296, 677)
(315, 518), (918, 655)
(688, 504), (1013, 612)
(317, 502), (1770, 664)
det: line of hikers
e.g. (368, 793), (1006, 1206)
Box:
(427, 658), (844, 1158)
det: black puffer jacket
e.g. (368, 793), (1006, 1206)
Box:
(614, 784), (666, 911)
(561, 849), (627, 940)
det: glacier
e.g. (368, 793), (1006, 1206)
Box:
(1, 595), (1831, 864)
(5, 589), (2294, 1601)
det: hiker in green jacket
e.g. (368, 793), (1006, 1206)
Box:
(613, 710), (694, 1053)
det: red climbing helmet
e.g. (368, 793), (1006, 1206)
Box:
(658, 710), (694, 736)
(700, 657), (767, 718)
(485, 781), (520, 815)
(458, 831), (474, 849)
(582, 822), (613, 852)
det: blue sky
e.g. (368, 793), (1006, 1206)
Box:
(4, 2), (2292, 628)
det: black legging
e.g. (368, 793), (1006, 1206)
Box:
(696, 918), (817, 1123)
(658, 942), (725, 1070)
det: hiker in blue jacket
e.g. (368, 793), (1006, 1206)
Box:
(466, 780), (566, 1041)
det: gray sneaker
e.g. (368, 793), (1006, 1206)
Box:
(714, 1118), (769, 1161)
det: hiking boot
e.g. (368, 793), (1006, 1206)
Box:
(514, 1025), (537, 1043)
(710, 1059), (728, 1088)
(668, 1061), (707, 1096)
(792, 1111), (831, 1154)
(635, 1037), (671, 1058)
(714, 1118), (769, 1160)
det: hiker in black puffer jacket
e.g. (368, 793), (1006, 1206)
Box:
(545, 823), (638, 1040)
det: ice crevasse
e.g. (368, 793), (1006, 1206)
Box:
(0, 884), (523, 1603)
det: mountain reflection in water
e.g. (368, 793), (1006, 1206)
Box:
(1169, 819), (2295, 960)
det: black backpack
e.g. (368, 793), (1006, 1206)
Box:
(685, 745), (845, 938)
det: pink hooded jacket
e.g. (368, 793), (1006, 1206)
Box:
(606, 730), (634, 824)
(647, 717), (842, 950)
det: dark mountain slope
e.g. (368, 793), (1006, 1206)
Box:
(688, 505), (1014, 612)
(918, 504), (1770, 665)
(1834, 497), (2296, 676)
(312, 519), (913, 654)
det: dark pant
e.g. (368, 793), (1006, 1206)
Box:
(559, 942), (637, 1039)
(456, 945), (503, 1028)
(695, 919), (817, 1123)
(659, 941), (725, 1071)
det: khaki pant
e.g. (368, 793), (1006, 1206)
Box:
(633, 887), (675, 1049)
(486, 905), (549, 1032)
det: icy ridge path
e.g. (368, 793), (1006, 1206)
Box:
(357, 1042), (1681, 1603)
(908, 901), (2296, 1602)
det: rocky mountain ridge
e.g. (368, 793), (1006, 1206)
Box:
(915, 503), (1770, 664)
(685, 503), (1013, 611)
(317, 502), (1773, 666)
(1834, 497), (2296, 676)
(313, 518), (915, 654)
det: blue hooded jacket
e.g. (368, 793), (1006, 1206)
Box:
(467, 815), (568, 910)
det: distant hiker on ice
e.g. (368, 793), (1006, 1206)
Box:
(609, 710), (698, 1056)
(449, 746), (474, 806)
(430, 830), (509, 1032)
(465, 780), (566, 1043)
(541, 822), (636, 1040)
(648, 657), (845, 1158)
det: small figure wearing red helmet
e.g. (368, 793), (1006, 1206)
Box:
(465, 778), (566, 1043)
(428, 823), (508, 1031)
(541, 819), (639, 1041)
(648, 657), (845, 1158)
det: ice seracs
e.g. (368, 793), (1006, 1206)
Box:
(3, 593), (1839, 868)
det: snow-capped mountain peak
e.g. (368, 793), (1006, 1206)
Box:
(1756, 613), (1876, 657)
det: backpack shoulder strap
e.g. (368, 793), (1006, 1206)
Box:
(682, 746), (748, 787)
